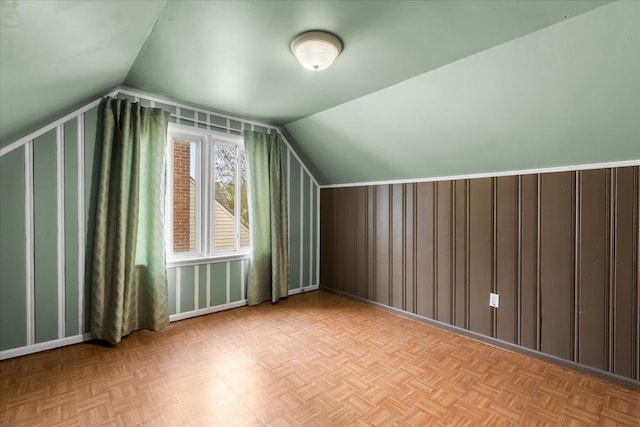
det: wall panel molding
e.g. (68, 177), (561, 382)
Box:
(320, 165), (640, 384)
(1, 88), (320, 358)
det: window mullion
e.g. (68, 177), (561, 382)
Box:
(211, 143), (218, 255)
(198, 138), (210, 256)
(203, 140), (212, 256)
(235, 148), (241, 252)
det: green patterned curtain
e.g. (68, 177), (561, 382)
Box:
(245, 131), (289, 305)
(91, 98), (170, 344)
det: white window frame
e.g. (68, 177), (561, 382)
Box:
(166, 123), (250, 266)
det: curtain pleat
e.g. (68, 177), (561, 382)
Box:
(91, 98), (170, 344)
(245, 131), (289, 305)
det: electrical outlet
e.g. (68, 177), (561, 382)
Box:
(489, 293), (499, 308)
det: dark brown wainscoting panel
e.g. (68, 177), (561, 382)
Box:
(496, 175), (518, 344)
(319, 165), (640, 383)
(539, 171), (575, 361)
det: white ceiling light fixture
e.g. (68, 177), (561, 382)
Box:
(290, 30), (343, 71)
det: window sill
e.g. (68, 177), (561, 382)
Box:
(166, 251), (252, 268)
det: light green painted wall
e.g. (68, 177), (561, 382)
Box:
(229, 261), (242, 303)
(289, 159), (301, 290)
(197, 265), (207, 310)
(167, 268), (177, 315)
(33, 129), (59, 343)
(180, 266), (195, 314)
(302, 173), (311, 287)
(0, 147), (26, 350)
(0, 91), (319, 356)
(0, 1), (166, 146)
(286, 1), (640, 185)
(210, 263), (227, 306)
(64, 118), (79, 337)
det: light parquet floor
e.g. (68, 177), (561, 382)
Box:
(1, 290), (639, 426)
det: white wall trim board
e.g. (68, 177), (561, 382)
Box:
(320, 160), (640, 189)
(288, 285), (320, 296)
(0, 333), (93, 361)
(280, 132), (319, 187)
(77, 113), (85, 335)
(117, 87), (319, 186)
(166, 253), (251, 268)
(3, 87), (319, 186)
(0, 88), (119, 158)
(56, 125), (66, 339)
(1, 288), (321, 360)
(118, 88), (273, 132)
(25, 140), (35, 346)
(169, 300), (248, 322)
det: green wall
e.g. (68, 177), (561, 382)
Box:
(286, 1), (640, 185)
(0, 91), (319, 355)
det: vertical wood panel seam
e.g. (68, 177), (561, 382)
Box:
(389, 185), (393, 305)
(433, 183), (438, 320)
(536, 174), (542, 352)
(402, 184), (407, 311)
(25, 140), (35, 345)
(77, 114), (85, 335)
(492, 178), (497, 338)
(635, 166), (640, 380)
(365, 188), (369, 299)
(517, 175), (522, 345)
(573, 171), (580, 363)
(373, 188), (377, 302)
(608, 169), (617, 372)
(353, 188), (357, 295)
(413, 184), (418, 314)
(465, 180), (470, 330)
(451, 182), (456, 324)
(56, 125), (65, 339)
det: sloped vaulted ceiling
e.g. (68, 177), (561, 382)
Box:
(0, 0), (166, 145)
(2, 0), (637, 185)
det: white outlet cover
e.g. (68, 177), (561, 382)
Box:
(490, 293), (500, 308)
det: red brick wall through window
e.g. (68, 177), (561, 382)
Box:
(173, 140), (193, 252)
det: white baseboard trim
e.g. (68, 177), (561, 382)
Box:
(0, 333), (93, 360)
(169, 300), (248, 322)
(0, 287), (321, 360)
(288, 284), (320, 295)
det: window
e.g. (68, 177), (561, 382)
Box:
(166, 124), (250, 262)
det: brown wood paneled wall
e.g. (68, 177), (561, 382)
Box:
(320, 166), (640, 382)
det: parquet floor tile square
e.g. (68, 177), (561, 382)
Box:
(1, 290), (639, 426)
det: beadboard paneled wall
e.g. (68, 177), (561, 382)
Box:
(320, 167), (640, 382)
(0, 89), (319, 359)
